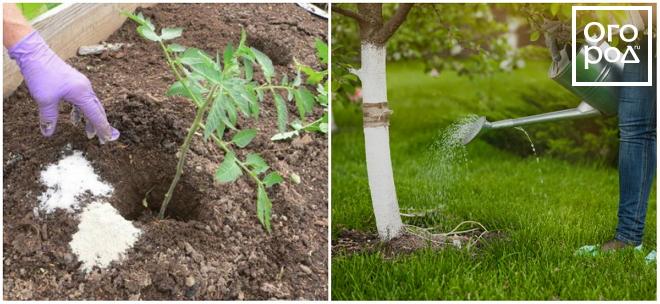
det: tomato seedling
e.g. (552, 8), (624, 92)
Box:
(125, 12), (323, 231)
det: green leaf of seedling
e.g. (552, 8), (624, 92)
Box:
(226, 84), (251, 116)
(256, 186), (272, 233)
(291, 120), (304, 131)
(239, 28), (247, 49)
(317, 84), (328, 106)
(256, 88), (264, 102)
(239, 47), (255, 63)
(179, 48), (222, 83)
(243, 58), (253, 81)
(317, 83), (327, 94)
(263, 172), (284, 188)
(210, 93), (237, 131)
(317, 94), (328, 107)
(122, 11), (155, 30)
(215, 124), (226, 139)
(236, 29), (256, 62)
(271, 130), (299, 141)
(216, 120), (226, 137)
(225, 101), (238, 127)
(215, 151), (242, 183)
(161, 27), (183, 40)
(166, 80), (204, 106)
(121, 11), (140, 23)
(294, 87), (315, 119)
(223, 43), (235, 70)
(314, 38), (328, 64)
(166, 80), (186, 97)
(274, 94), (288, 133)
(299, 65), (325, 85)
(204, 94), (226, 139)
(303, 113), (328, 133)
(232, 129), (257, 148)
(225, 81), (258, 118)
(251, 47), (274, 82)
(246, 153), (269, 175)
(245, 83), (260, 118)
(281, 75), (289, 86)
(167, 43), (186, 53)
(140, 13), (155, 30)
(204, 111), (226, 141)
(293, 70), (302, 87)
(137, 25), (161, 41)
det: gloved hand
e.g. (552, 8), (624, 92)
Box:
(8, 30), (119, 144)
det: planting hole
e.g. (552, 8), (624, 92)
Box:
(247, 34), (292, 65)
(108, 153), (202, 222)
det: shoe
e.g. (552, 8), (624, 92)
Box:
(601, 239), (634, 252)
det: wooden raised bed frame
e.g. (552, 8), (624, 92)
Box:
(3, 3), (153, 96)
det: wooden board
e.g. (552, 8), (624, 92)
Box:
(3, 3), (153, 96)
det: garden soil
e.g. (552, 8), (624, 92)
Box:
(3, 3), (327, 300)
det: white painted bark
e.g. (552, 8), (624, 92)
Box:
(353, 43), (402, 240)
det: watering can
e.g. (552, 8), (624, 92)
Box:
(460, 41), (623, 145)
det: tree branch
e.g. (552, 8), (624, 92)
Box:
(376, 3), (414, 44)
(332, 5), (366, 23)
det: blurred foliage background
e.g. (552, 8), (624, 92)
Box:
(330, 3), (647, 166)
(17, 3), (60, 21)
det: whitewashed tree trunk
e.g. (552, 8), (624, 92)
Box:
(353, 43), (402, 240)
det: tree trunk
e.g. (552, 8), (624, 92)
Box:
(334, 3), (413, 241)
(354, 43), (402, 240)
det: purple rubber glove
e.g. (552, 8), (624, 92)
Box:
(8, 30), (119, 144)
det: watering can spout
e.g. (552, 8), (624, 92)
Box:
(486, 101), (601, 129)
(461, 41), (623, 146)
(460, 101), (601, 145)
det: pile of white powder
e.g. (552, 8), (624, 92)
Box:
(38, 151), (113, 213)
(69, 201), (142, 272)
(37, 151), (142, 272)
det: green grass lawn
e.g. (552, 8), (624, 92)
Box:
(331, 61), (657, 300)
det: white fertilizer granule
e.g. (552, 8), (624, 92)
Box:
(69, 201), (142, 272)
(38, 151), (113, 212)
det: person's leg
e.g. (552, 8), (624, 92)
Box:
(610, 42), (656, 248)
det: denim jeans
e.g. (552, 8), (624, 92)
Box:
(615, 40), (656, 246)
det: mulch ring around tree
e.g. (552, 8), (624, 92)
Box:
(332, 227), (506, 259)
(3, 3), (327, 300)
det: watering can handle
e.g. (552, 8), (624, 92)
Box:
(545, 33), (562, 63)
(542, 19), (565, 63)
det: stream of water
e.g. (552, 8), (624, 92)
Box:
(514, 127), (544, 185)
(514, 127), (548, 200)
(431, 117), (547, 200)
(426, 115), (480, 200)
